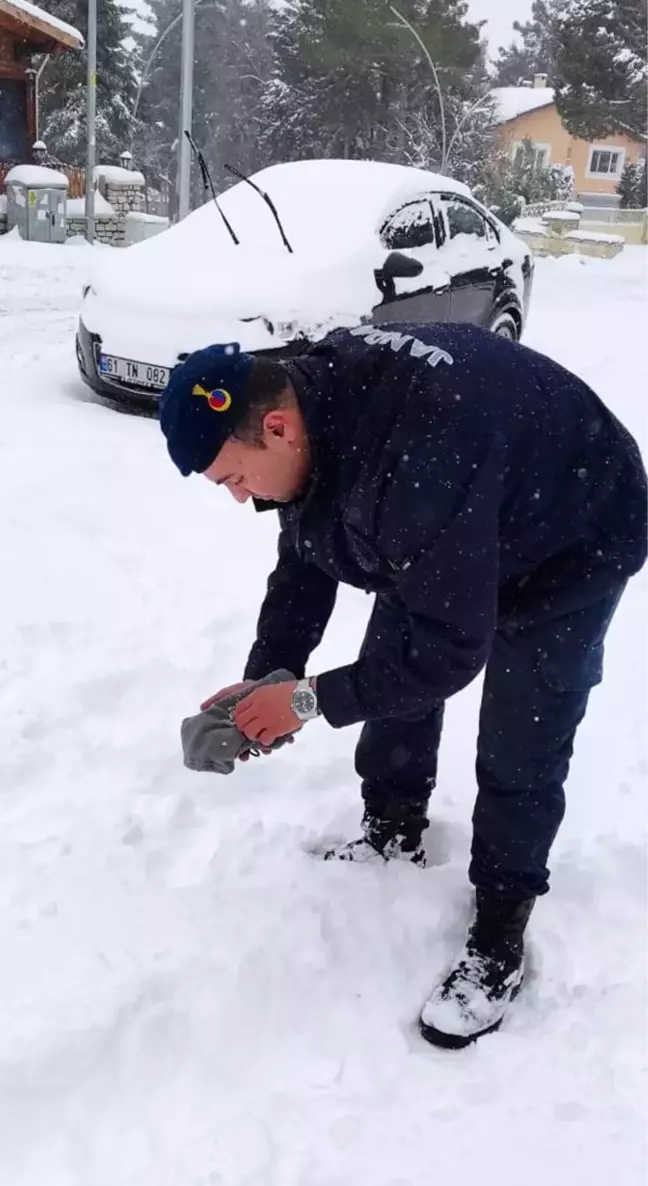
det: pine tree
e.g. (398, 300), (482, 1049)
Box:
(137, 0), (502, 212)
(135, 0), (275, 199)
(637, 157), (648, 207)
(552, 0), (647, 142)
(257, 0), (485, 172)
(617, 157), (648, 207)
(38, 0), (139, 165)
(493, 1), (559, 87)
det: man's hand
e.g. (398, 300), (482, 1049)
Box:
(199, 679), (296, 762)
(233, 680), (303, 747)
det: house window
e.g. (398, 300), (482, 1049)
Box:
(587, 148), (625, 178)
(512, 141), (551, 170)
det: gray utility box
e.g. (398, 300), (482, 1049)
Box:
(5, 166), (69, 243)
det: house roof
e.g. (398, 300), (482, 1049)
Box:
(491, 86), (555, 125)
(0, 0), (83, 49)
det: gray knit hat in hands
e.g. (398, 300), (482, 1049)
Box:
(181, 669), (296, 775)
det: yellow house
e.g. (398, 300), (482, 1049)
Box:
(492, 75), (644, 200)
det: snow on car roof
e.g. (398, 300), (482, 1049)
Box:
(150, 159), (471, 259)
(88, 160), (478, 354)
(491, 86), (555, 124)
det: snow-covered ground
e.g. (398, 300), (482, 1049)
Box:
(1, 234), (646, 1186)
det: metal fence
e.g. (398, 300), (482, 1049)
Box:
(582, 206), (648, 225)
(1, 161), (86, 198)
(523, 199), (571, 218)
(523, 197), (647, 225)
(145, 179), (171, 217)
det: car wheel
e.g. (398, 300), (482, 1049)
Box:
(489, 311), (520, 341)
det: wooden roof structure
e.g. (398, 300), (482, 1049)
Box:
(0, 0), (83, 52)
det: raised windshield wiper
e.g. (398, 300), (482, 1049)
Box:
(224, 162), (293, 254)
(184, 131), (239, 246)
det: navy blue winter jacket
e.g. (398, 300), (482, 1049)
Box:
(244, 323), (646, 728)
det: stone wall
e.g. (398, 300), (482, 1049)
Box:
(514, 227), (625, 260)
(65, 172), (147, 245)
(83, 170), (147, 245)
(102, 180), (145, 218)
(66, 214), (125, 246)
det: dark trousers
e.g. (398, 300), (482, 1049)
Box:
(356, 589), (625, 899)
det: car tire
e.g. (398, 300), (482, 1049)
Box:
(489, 310), (520, 340)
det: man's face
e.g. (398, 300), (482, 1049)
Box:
(203, 407), (310, 504)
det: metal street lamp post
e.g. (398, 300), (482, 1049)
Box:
(85, 0), (97, 243)
(176, 0), (195, 220)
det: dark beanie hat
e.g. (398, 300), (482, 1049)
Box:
(159, 343), (255, 476)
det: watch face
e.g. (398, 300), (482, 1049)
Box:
(294, 689), (316, 717)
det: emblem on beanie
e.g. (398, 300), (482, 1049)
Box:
(192, 383), (232, 412)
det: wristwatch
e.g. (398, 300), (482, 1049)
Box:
(291, 677), (320, 722)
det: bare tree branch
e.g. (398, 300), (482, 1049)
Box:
(389, 4), (447, 170)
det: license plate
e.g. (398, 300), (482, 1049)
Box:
(99, 353), (170, 390)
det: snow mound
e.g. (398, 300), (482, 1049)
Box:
(567, 230), (625, 244)
(67, 192), (114, 216)
(542, 210), (581, 223)
(514, 217), (549, 236)
(95, 165), (146, 186)
(125, 211), (168, 224)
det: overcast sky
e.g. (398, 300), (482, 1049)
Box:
(468, 0), (533, 54)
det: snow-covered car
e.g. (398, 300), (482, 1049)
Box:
(76, 159), (534, 408)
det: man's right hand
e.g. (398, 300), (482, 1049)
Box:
(200, 681), (254, 712)
(199, 680), (296, 762)
(200, 680), (275, 762)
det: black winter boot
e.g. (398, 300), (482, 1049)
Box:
(419, 891), (536, 1048)
(324, 809), (429, 867)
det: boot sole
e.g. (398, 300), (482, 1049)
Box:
(310, 845), (426, 867)
(419, 977), (524, 1051)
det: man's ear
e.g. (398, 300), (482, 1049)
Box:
(263, 410), (286, 440)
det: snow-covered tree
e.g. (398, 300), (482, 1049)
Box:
(550, 162), (574, 201)
(387, 88), (498, 192)
(135, 0), (274, 200)
(484, 138), (570, 225)
(617, 157), (647, 207)
(134, 0), (508, 213)
(257, 0), (486, 170)
(552, 0), (647, 143)
(493, 1), (560, 86)
(38, 0), (139, 165)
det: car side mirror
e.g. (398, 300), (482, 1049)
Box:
(380, 251), (424, 279)
(374, 251), (424, 302)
